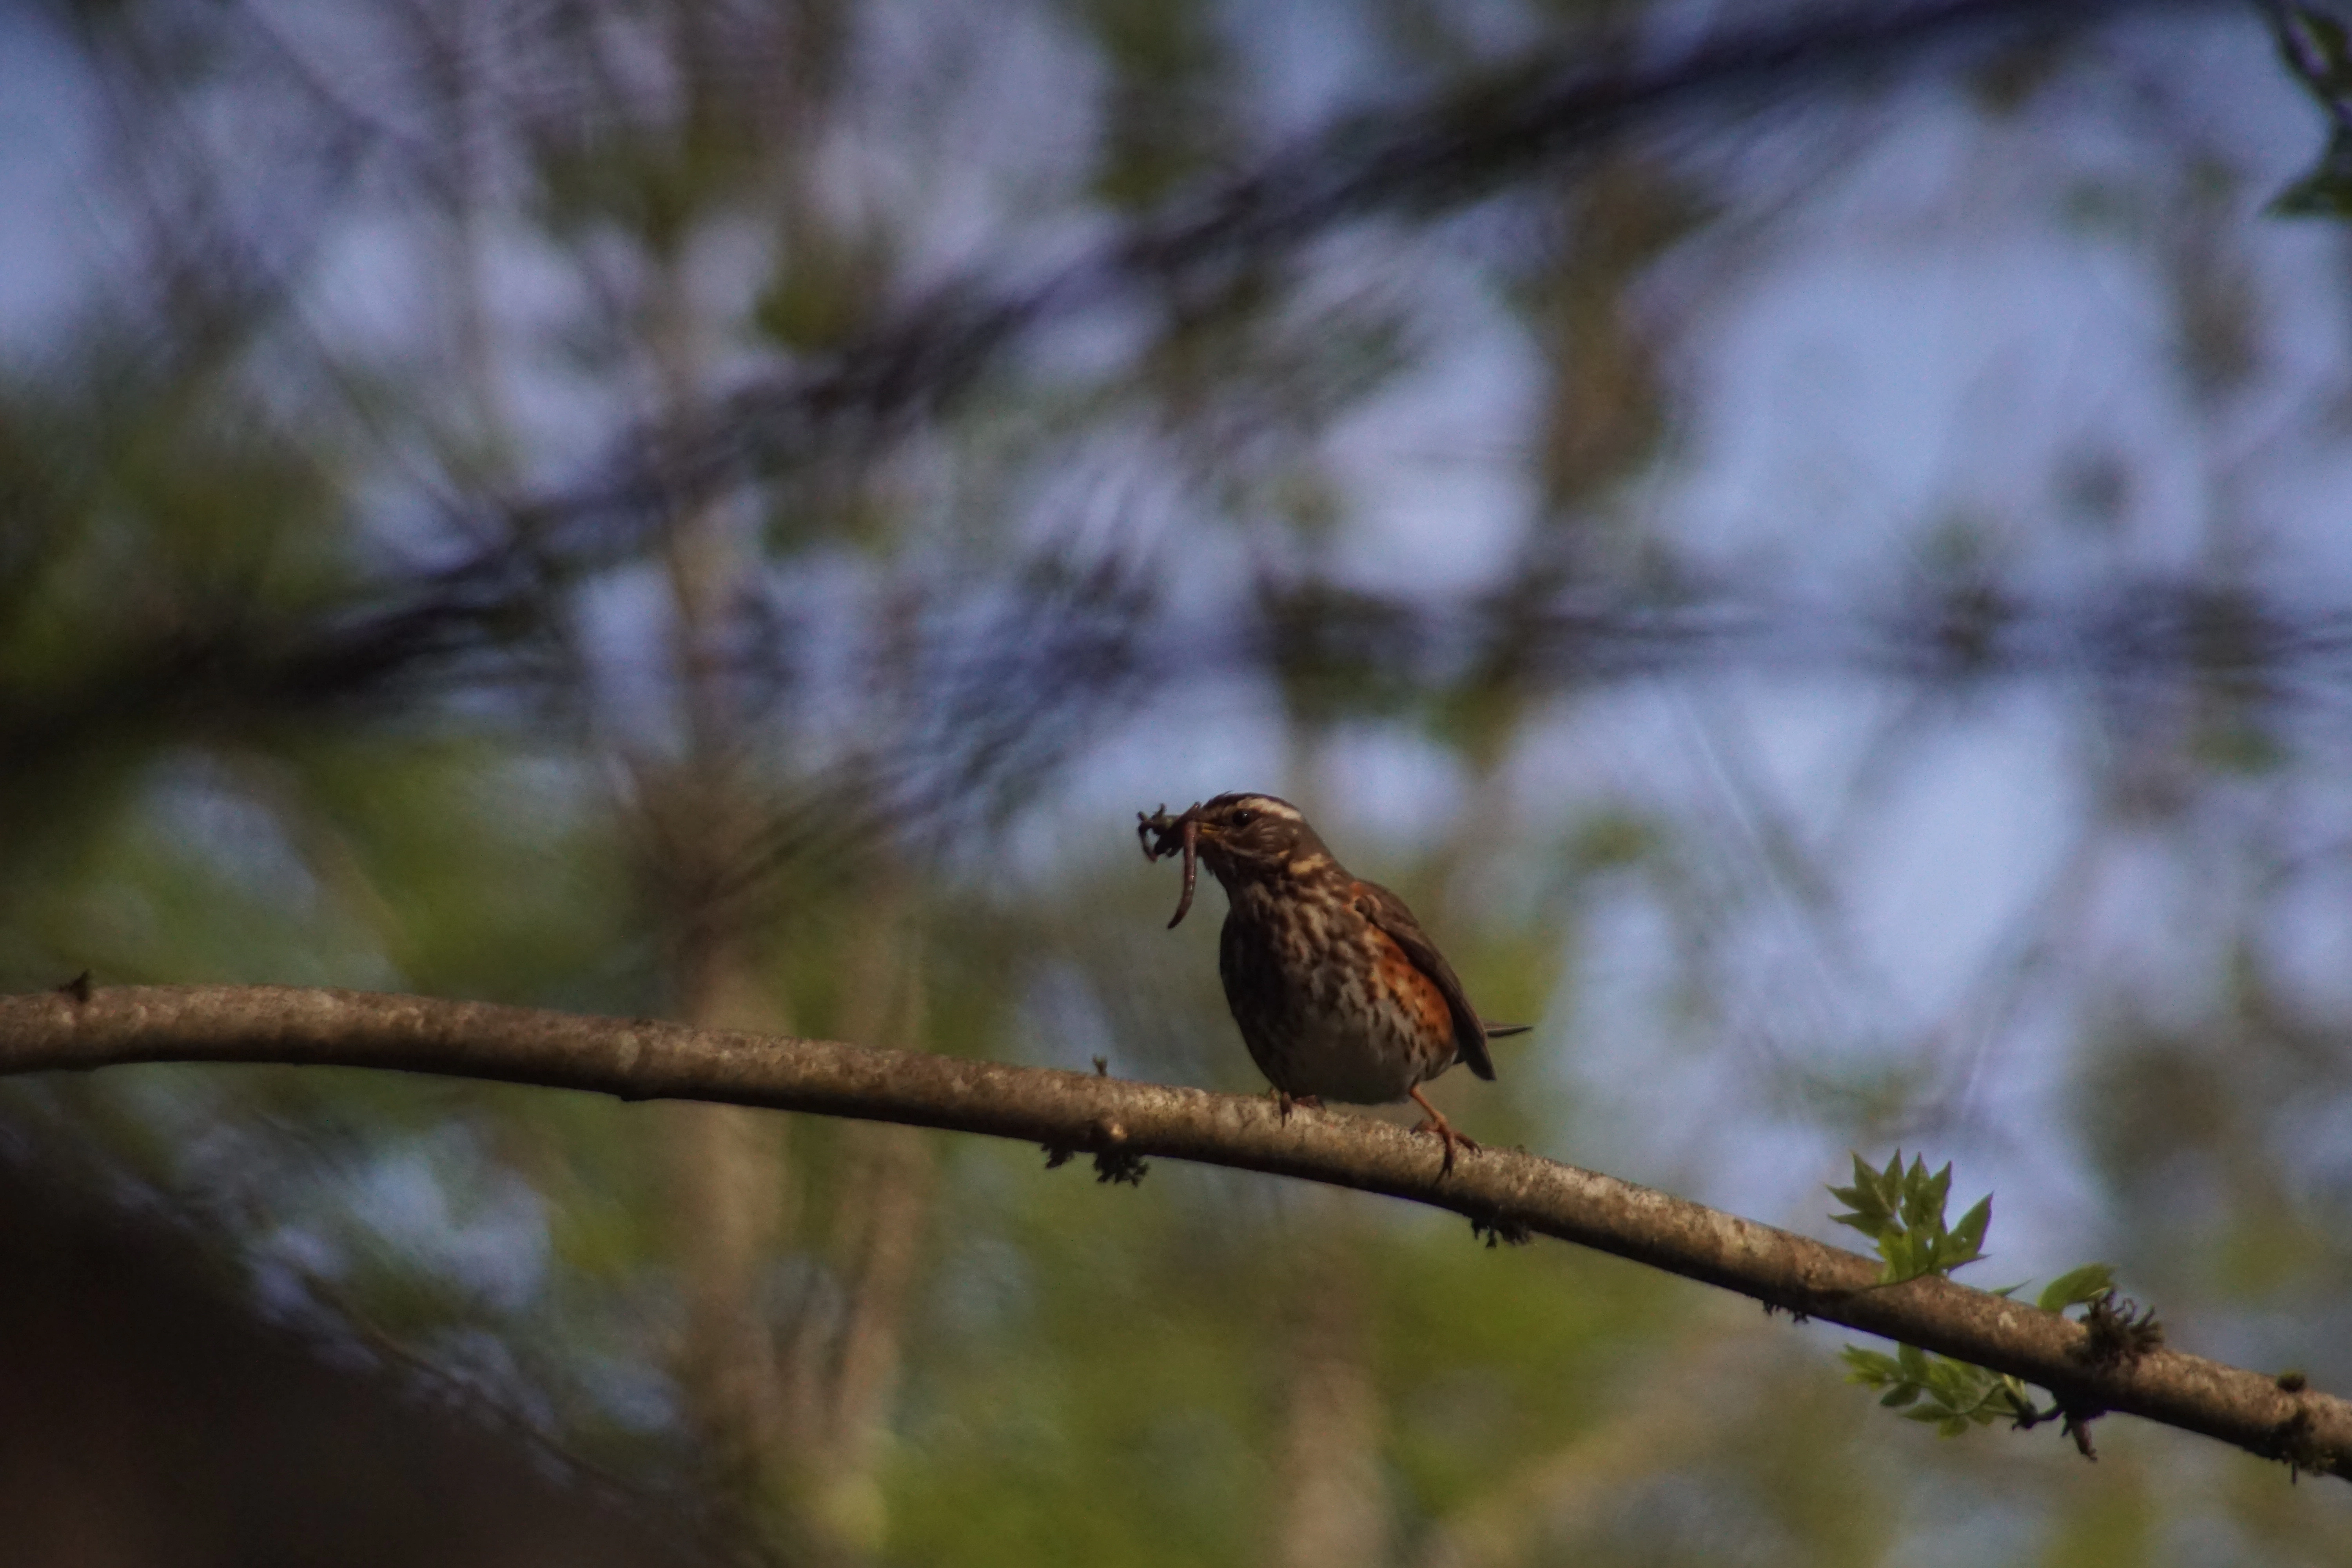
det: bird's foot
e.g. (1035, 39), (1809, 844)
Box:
(1271, 1089), (1323, 1124)
(1407, 1086), (1478, 1178)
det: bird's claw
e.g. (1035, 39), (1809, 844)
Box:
(1271, 1089), (1323, 1125)
(1411, 1117), (1479, 1178)
(1408, 1086), (1477, 1178)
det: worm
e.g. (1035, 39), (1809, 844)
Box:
(1165, 815), (1199, 928)
(1136, 804), (1203, 928)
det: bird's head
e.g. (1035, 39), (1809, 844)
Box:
(1185, 793), (1325, 881)
(1137, 792), (1333, 927)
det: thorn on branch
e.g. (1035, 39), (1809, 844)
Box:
(2262, 1367), (2330, 1482)
(2076, 1291), (2163, 1367)
(2062, 1404), (2105, 1460)
(1093, 1148), (1149, 1186)
(2271, 1403), (2325, 1483)
(2007, 1394), (2106, 1460)
(2060, 1401), (2117, 1467)
(1040, 1139), (1150, 1185)
(1469, 1210), (1532, 1249)
(54, 970), (93, 1004)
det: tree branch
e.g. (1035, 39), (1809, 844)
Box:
(3, 982), (2343, 1481)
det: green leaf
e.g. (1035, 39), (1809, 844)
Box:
(1906, 1160), (1953, 1232)
(1840, 1346), (1902, 1385)
(1944, 1194), (1993, 1269)
(1831, 1149), (1995, 1284)
(1828, 1151), (1899, 1241)
(1842, 1335), (2042, 1441)
(1842, 1333), (2047, 1442)
(2036, 1263), (2118, 1314)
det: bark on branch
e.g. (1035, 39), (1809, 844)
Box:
(2, 982), (2343, 1481)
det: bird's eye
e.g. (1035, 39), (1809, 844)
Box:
(1230, 808), (1256, 827)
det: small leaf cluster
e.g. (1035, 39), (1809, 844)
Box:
(1840, 1264), (2127, 1452)
(1828, 1150), (1991, 1285)
(1828, 1152), (2141, 1452)
(1840, 1343), (2037, 1437)
(1039, 1143), (1151, 1186)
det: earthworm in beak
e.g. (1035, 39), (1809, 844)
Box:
(1136, 804), (1203, 928)
(1165, 815), (1199, 928)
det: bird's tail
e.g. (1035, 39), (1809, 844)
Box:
(1483, 1022), (1532, 1038)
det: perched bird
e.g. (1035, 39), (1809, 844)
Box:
(1138, 791), (1528, 1174)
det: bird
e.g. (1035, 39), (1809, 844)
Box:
(1137, 791), (1528, 1174)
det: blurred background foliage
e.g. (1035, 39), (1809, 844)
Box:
(6, 0), (2352, 1562)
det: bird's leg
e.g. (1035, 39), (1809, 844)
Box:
(1408, 1085), (1478, 1178)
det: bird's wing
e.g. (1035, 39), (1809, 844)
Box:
(1352, 880), (1497, 1082)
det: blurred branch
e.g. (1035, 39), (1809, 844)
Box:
(549, 0), (2215, 527)
(2265, 2), (2352, 216)
(283, 1258), (771, 1568)
(122, 0), (2202, 593)
(5, 0), (2250, 812)
(2270, 1), (2352, 132)
(6, 981), (2347, 1483)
